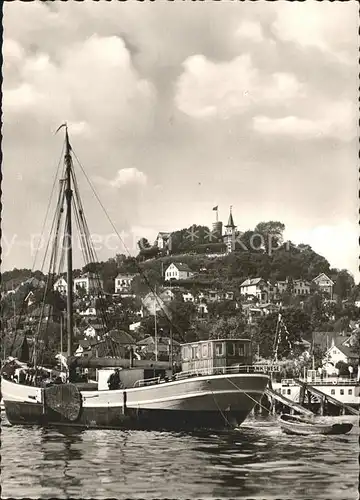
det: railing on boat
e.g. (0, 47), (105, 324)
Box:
(174, 365), (264, 380)
(132, 365), (268, 388)
(133, 376), (161, 388)
(281, 377), (359, 386)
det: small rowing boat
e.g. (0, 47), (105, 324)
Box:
(279, 413), (353, 436)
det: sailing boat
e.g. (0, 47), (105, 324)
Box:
(1, 125), (269, 430)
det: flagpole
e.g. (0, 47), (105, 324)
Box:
(154, 286), (158, 362)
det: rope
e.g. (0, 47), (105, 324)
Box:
(71, 148), (188, 343)
(208, 385), (233, 428)
(225, 376), (271, 414)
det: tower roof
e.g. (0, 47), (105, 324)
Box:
(225, 206), (236, 228)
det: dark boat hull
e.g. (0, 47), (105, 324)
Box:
(2, 374), (269, 431)
(4, 400), (248, 431)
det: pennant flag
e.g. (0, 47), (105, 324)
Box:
(212, 206), (218, 211)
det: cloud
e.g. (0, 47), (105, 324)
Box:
(273, 2), (357, 64)
(253, 99), (357, 141)
(235, 20), (264, 43)
(110, 168), (147, 189)
(2, 1), (358, 280)
(2, 34), (156, 138)
(175, 54), (302, 119)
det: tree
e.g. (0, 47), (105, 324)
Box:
(137, 238), (151, 250)
(335, 360), (350, 377)
(208, 316), (247, 340)
(334, 270), (355, 300)
(207, 300), (240, 319)
(253, 308), (310, 359)
(254, 221), (285, 254)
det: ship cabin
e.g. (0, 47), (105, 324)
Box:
(181, 338), (252, 376)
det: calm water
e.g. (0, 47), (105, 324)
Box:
(1, 414), (358, 499)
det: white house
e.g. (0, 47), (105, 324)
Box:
(277, 279), (311, 296)
(74, 273), (104, 295)
(164, 263), (194, 281)
(293, 279), (311, 295)
(83, 324), (103, 338)
(114, 274), (137, 294)
(53, 277), (67, 295)
(155, 232), (171, 250)
(322, 337), (358, 375)
(182, 292), (195, 303)
(197, 302), (208, 317)
(312, 273), (334, 299)
(78, 307), (97, 317)
(240, 278), (271, 303)
(142, 291), (171, 315)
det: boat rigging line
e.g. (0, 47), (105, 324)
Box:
(70, 146), (189, 344)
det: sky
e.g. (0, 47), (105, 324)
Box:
(2, 1), (359, 281)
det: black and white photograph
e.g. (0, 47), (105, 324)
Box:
(1, 1), (359, 499)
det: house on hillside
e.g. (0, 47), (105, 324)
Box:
(242, 302), (279, 324)
(53, 277), (67, 295)
(182, 292), (195, 303)
(322, 336), (358, 375)
(142, 291), (170, 315)
(137, 336), (181, 360)
(78, 307), (97, 317)
(197, 302), (208, 317)
(155, 232), (172, 250)
(74, 273), (104, 296)
(164, 263), (194, 281)
(276, 279), (311, 296)
(75, 330), (136, 359)
(312, 273), (334, 299)
(114, 274), (137, 294)
(83, 324), (103, 338)
(240, 278), (273, 303)
(24, 291), (36, 307)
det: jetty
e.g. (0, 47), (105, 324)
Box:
(294, 379), (358, 416)
(264, 387), (314, 416)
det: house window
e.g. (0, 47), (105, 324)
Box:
(348, 389), (352, 395)
(202, 344), (208, 358)
(287, 389), (291, 395)
(215, 342), (224, 356)
(237, 343), (245, 356)
(340, 389), (344, 395)
(191, 346), (197, 359)
(227, 343), (235, 356)
(282, 389), (286, 395)
(331, 389), (335, 395)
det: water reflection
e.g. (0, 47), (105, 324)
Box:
(1, 415), (358, 499)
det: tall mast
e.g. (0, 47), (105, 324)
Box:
(64, 125), (74, 357)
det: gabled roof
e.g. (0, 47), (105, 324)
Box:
(312, 273), (334, 285)
(240, 278), (264, 287)
(115, 273), (137, 279)
(54, 277), (67, 284)
(157, 232), (171, 239)
(329, 342), (358, 359)
(167, 262), (192, 272)
(107, 329), (136, 345)
(84, 324), (103, 331)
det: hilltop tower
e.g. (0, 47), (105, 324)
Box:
(211, 205), (223, 240)
(224, 206), (237, 253)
